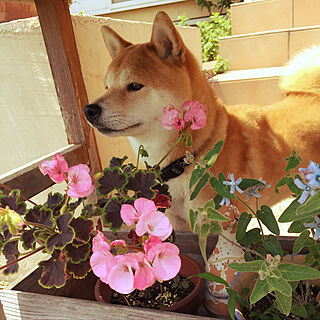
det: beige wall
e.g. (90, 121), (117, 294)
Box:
(72, 15), (201, 168)
(100, 0), (209, 23)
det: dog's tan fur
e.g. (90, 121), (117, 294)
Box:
(85, 12), (320, 230)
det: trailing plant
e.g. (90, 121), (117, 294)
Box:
(175, 11), (231, 74)
(194, 0), (235, 15)
(187, 142), (320, 319)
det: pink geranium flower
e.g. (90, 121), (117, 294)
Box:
(147, 242), (181, 281)
(181, 100), (207, 130)
(120, 198), (157, 226)
(67, 164), (94, 198)
(40, 153), (68, 183)
(144, 235), (162, 255)
(107, 254), (139, 294)
(90, 232), (116, 284)
(136, 210), (172, 240)
(162, 104), (181, 130)
(131, 252), (155, 291)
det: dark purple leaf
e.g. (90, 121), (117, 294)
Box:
(2, 240), (19, 274)
(46, 213), (74, 253)
(38, 256), (66, 288)
(3, 256), (19, 274)
(0, 190), (26, 215)
(67, 258), (91, 279)
(126, 170), (157, 199)
(70, 217), (94, 246)
(65, 243), (91, 264)
(102, 198), (123, 231)
(109, 156), (128, 168)
(45, 192), (64, 216)
(0, 228), (12, 243)
(25, 206), (54, 228)
(97, 168), (128, 196)
(20, 229), (36, 250)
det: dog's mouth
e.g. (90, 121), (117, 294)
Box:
(96, 123), (141, 135)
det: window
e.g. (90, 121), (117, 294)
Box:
(70, 0), (186, 15)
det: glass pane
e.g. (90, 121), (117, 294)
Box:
(0, 18), (68, 175)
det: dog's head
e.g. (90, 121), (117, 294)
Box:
(84, 11), (194, 138)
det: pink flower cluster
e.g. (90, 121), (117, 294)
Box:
(40, 153), (94, 198)
(162, 100), (207, 131)
(90, 198), (181, 294)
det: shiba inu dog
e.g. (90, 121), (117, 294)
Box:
(84, 11), (320, 230)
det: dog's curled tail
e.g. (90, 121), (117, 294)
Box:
(280, 45), (320, 95)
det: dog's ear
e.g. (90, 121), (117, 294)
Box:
(101, 26), (132, 59)
(150, 11), (186, 64)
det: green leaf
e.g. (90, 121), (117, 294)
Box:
(236, 212), (252, 242)
(238, 178), (264, 191)
(192, 272), (229, 287)
(189, 167), (205, 190)
(291, 304), (308, 318)
(238, 228), (262, 247)
(207, 208), (230, 222)
(210, 221), (222, 234)
(278, 262), (320, 280)
(285, 153), (301, 172)
(200, 223), (210, 239)
(262, 235), (283, 257)
(286, 177), (301, 195)
(250, 278), (273, 304)
(205, 140), (223, 168)
(198, 236), (208, 265)
(227, 288), (236, 320)
(274, 176), (288, 194)
(229, 260), (267, 272)
(257, 205), (280, 235)
(204, 199), (215, 210)
(292, 230), (314, 254)
(209, 176), (235, 199)
(278, 198), (301, 223)
(274, 290), (292, 316)
(190, 173), (210, 201)
(266, 275), (292, 297)
(189, 209), (198, 233)
(296, 190), (320, 217)
(288, 219), (310, 233)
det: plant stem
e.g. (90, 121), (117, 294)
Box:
(156, 136), (183, 167)
(0, 183), (38, 206)
(219, 232), (266, 261)
(0, 245), (45, 271)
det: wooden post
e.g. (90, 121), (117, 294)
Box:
(34, 0), (101, 174)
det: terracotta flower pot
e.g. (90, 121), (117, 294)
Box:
(94, 254), (204, 314)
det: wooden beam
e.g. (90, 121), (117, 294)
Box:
(0, 144), (87, 199)
(0, 290), (216, 320)
(34, 0), (101, 174)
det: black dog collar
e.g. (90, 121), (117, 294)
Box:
(160, 157), (190, 182)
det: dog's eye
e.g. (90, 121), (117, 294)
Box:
(105, 84), (109, 90)
(127, 82), (144, 92)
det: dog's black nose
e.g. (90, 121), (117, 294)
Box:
(84, 104), (102, 122)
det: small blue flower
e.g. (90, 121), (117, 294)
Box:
(219, 196), (231, 207)
(243, 186), (262, 201)
(294, 178), (316, 204)
(305, 161), (320, 188)
(223, 173), (243, 194)
(304, 215), (320, 240)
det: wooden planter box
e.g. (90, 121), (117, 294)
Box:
(0, 233), (299, 320)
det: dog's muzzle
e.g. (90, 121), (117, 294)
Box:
(84, 104), (102, 124)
